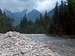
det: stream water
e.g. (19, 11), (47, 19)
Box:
(25, 34), (75, 56)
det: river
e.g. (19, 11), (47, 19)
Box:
(25, 34), (75, 56)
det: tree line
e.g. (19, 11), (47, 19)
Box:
(49, 0), (75, 35)
(0, 9), (12, 33)
(15, 12), (50, 33)
(0, 0), (75, 35)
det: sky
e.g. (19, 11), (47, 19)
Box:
(0, 0), (66, 13)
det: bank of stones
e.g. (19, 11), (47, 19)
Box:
(0, 31), (60, 56)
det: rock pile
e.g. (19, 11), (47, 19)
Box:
(0, 31), (60, 56)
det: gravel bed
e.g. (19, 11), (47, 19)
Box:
(0, 31), (60, 56)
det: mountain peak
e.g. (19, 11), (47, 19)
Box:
(27, 9), (41, 22)
(5, 9), (54, 26)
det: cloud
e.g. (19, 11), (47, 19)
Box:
(0, 0), (66, 12)
(0, 0), (37, 12)
(35, 0), (56, 13)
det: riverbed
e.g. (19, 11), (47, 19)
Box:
(25, 34), (75, 56)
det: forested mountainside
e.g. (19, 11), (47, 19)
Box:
(0, 0), (75, 36)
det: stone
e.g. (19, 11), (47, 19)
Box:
(0, 31), (60, 56)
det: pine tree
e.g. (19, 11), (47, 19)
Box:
(20, 14), (27, 28)
(50, 2), (59, 34)
(0, 9), (12, 33)
(18, 13), (28, 33)
(64, 0), (75, 35)
(43, 11), (50, 33)
(0, 9), (3, 16)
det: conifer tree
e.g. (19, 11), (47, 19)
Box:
(0, 9), (12, 33)
(49, 2), (59, 34)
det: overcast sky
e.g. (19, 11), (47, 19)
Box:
(0, 0), (66, 13)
